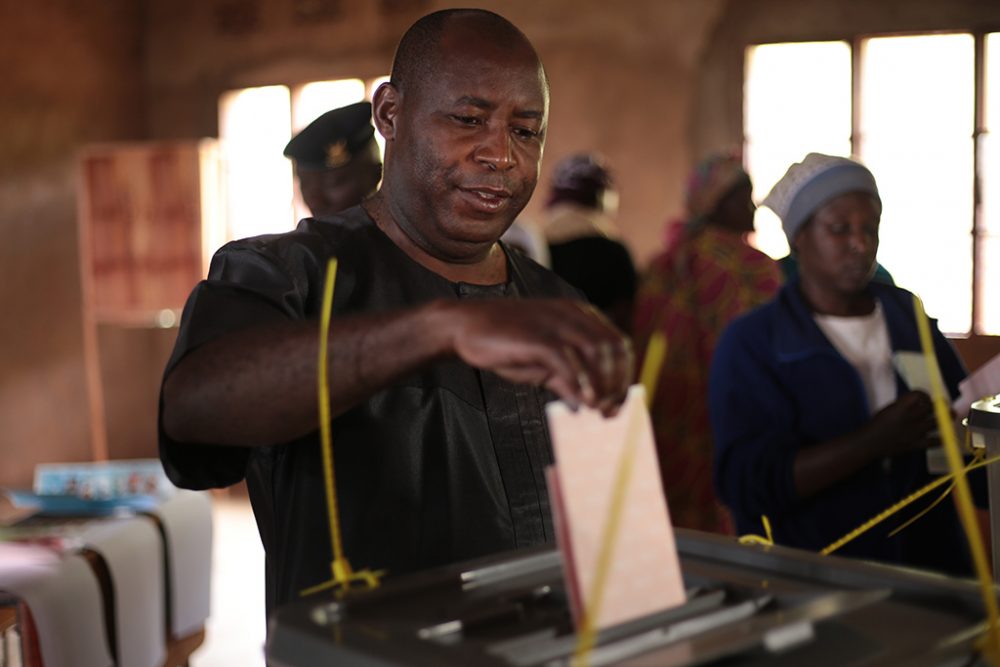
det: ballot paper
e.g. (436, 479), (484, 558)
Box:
(893, 351), (946, 398)
(545, 384), (686, 631)
(893, 351), (966, 473)
(953, 352), (1000, 418)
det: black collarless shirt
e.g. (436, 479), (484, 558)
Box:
(158, 206), (578, 616)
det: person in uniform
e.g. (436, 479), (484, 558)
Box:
(159, 8), (633, 617)
(283, 100), (383, 217)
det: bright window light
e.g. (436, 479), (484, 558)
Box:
(292, 79), (367, 131)
(218, 85), (295, 241)
(859, 34), (974, 335)
(981, 34), (1000, 334)
(366, 75), (390, 100)
(744, 41), (852, 260)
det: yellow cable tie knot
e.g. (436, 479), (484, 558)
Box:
(738, 515), (774, 547)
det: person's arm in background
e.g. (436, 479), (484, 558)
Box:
(791, 391), (939, 498)
(792, 291), (975, 500)
(710, 315), (802, 523)
(710, 312), (944, 520)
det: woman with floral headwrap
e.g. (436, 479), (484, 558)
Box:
(632, 153), (782, 534)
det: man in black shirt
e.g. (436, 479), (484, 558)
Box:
(159, 9), (633, 616)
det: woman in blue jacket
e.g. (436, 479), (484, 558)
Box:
(709, 153), (973, 575)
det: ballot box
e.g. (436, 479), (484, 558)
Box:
(970, 394), (1000, 583)
(266, 529), (996, 667)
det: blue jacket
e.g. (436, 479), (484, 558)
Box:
(709, 279), (974, 575)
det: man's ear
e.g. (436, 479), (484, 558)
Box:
(372, 82), (400, 142)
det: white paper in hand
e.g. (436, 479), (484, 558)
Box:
(892, 352), (957, 473)
(893, 351), (945, 396)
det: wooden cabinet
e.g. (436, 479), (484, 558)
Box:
(77, 140), (221, 459)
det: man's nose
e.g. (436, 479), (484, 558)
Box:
(475, 125), (515, 171)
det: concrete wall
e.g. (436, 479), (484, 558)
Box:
(0, 0), (146, 487)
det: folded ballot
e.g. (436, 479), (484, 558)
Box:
(954, 351), (1000, 418)
(545, 384), (686, 631)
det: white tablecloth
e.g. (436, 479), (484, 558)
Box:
(0, 542), (114, 667)
(150, 489), (213, 638)
(80, 516), (166, 667)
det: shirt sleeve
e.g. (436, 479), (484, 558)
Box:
(709, 313), (801, 521)
(158, 237), (321, 490)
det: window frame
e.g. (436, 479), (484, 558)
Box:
(743, 29), (995, 345)
(218, 75), (387, 239)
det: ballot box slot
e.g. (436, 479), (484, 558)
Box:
(548, 597), (776, 667)
(490, 591), (758, 666)
(480, 588), (725, 664)
(418, 584), (557, 643)
(461, 551), (562, 591)
(531, 589), (884, 667)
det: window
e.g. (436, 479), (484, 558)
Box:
(860, 34), (974, 334)
(982, 34), (1000, 334)
(217, 76), (387, 242)
(218, 85), (294, 242)
(744, 41), (852, 260)
(745, 33), (997, 336)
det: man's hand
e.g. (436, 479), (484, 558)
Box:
(443, 299), (633, 415)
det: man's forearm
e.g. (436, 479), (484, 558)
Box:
(163, 296), (633, 447)
(161, 301), (453, 447)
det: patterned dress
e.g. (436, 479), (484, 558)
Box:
(633, 224), (782, 534)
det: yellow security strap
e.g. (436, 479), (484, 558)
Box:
(912, 294), (1000, 661)
(301, 258), (383, 597)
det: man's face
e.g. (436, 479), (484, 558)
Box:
(794, 191), (881, 295)
(381, 29), (548, 262)
(297, 146), (382, 217)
